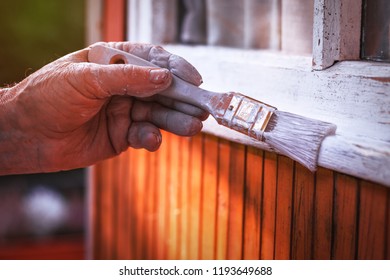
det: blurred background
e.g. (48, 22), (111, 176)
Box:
(0, 0), (86, 259)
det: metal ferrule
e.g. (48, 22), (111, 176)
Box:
(220, 93), (276, 141)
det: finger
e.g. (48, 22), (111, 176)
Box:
(131, 100), (203, 136)
(82, 63), (172, 99)
(105, 96), (133, 154)
(140, 95), (209, 120)
(101, 42), (203, 86)
(150, 48), (203, 87)
(127, 122), (162, 152)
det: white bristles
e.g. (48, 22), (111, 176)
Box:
(263, 111), (337, 171)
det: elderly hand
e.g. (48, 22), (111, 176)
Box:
(0, 42), (208, 174)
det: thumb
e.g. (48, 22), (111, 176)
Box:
(87, 63), (172, 98)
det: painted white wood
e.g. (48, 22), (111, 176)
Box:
(313, 0), (362, 70)
(164, 45), (390, 186)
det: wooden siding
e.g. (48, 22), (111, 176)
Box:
(89, 132), (390, 260)
(88, 0), (390, 261)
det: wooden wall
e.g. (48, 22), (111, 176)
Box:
(89, 132), (390, 260)
(89, 0), (389, 260)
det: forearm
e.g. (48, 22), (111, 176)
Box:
(0, 87), (40, 175)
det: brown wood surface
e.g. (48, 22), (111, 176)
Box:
(332, 173), (359, 259)
(260, 151), (277, 259)
(226, 142), (245, 260)
(89, 0), (389, 260)
(216, 138), (231, 259)
(243, 147), (263, 259)
(313, 167), (334, 259)
(291, 163), (315, 259)
(274, 155), (294, 259)
(90, 133), (390, 260)
(188, 133), (203, 260)
(103, 0), (126, 41)
(200, 134), (218, 259)
(357, 181), (388, 259)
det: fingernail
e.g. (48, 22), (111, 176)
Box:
(153, 132), (162, 147)
(150, 69), (170, 84)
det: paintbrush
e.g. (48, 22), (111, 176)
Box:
(88, 45), (336, 171)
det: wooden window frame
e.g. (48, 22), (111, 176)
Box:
(87, 0), (390, 187)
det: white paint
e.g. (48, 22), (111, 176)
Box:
(313, 0), (362, 70)
(165, 45), (390, 187)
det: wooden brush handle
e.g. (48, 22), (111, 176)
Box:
(88, 44), (219, 113)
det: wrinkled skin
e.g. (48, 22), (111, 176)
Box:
(0, 42), (208, 174)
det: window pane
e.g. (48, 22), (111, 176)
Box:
(361, 0), (390, 62)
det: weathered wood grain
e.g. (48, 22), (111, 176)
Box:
(274, 155), (294, 259)
(313, 167), (334, 259)
(226, 142), (245, 259)
(216, 138), (230, 259)
(167, 133), (181, 259)
(188, 134), (203, 260)
(357, 181), (387, 259)
(291, 163), (315, 259)
(260, 151), (277, 259)
(243, 146), (263, 259)
(179, 136), (191, 259)
(200, 134), (218, 259)
(156, 131), (170, 259)
(313, 0), (362, 69)
(100, 158), (115, 259)
(332, 174), (358, 259)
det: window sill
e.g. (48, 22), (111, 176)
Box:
(165, 45), (390, 186)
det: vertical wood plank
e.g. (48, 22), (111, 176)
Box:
(179, 136), (191, 259)
(291, 163), (315, 259)
(145, 150), (158, 259)
(112, 154), (126, 259)
(167, 133), (181, 259)
(243, 147), (264, 260)
(103, 0), (126, 41)
(215, 139), (231, 259)
(133, 149), (148, 259)
(332, 173), (358, 259)
(200, 134), (218, 259)
(188, 134), (203, 260)
(100, 158), (115, 259)
(357, 180), (387, 259)
(313, 167), (334, 259)
(274, 155), (294, 260)
(156, 131), (170, 260)
(260, 151), (277, 260)
(122, 150), (135, 259)
(89, 163), (102, 259)
(226, 142), (246, 260)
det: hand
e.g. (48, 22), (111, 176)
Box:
(0, 41), (208, 174)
